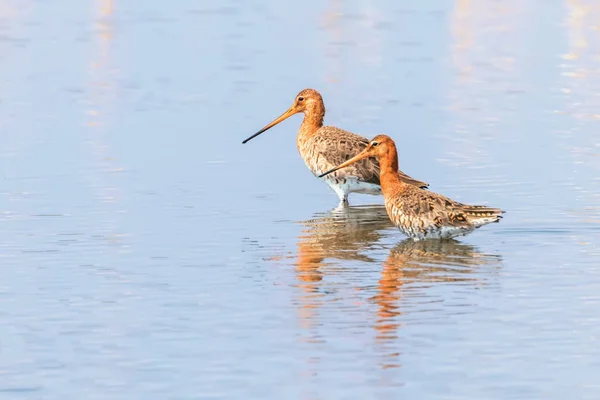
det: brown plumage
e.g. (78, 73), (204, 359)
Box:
(320, 135), (504, 240)
(242, 89), (427, 204)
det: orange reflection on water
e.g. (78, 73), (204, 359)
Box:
(293, 205), (391, 332)
(372, 239), (501, 369)
(291, 206), (502, 370)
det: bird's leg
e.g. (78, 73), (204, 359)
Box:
(333, 198), (350, 213)
(332, 192), (349, 210)
(330, 184), (349, 206)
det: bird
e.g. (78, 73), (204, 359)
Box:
(242, 89), (428, 205)
(319, 134), (504, 240)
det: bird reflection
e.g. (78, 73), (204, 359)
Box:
(294, 204), (392, 332)
(373, 238), (502, 369)
(295, 204), (392, 284)
(291, 204), (503, 374)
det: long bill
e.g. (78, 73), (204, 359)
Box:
(242, 107), (297, 144)
(318, 149), (372, 178)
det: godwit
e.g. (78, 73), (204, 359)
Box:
(242, 89), (428, 204)
(319, 135), (504, 240)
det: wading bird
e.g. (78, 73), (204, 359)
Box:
(242, 89), (427, 205)
(319, 135), (503, 240)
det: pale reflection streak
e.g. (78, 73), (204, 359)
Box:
(560, 0), (600, 119)
(563, 0), (588, 61)
(0, 0), (20, 19)
(354, 0), (383, 69)
(320, 0), (383, 99)
(447, 0), (486, 167)
(292, 206), (502, 370)
(447, 0), (522, 167)
(449, 0), (474, 81)
(84, 0), (126, 247)
(321, 0), (342, 85)
(87, 0), (115, 131)
(560, 0), (594, 117)
(561, 0), (600, 225)
(0, 0), (34, 159)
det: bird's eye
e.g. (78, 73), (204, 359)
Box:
(371, 141), (379, 147)
(298, 96), (304, 102)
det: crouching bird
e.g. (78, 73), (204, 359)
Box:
(319, 135), (504, 240)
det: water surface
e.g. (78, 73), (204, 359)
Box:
(0, 0), (599, 399)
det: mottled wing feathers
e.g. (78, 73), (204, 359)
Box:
(395, 168), (429, 189)
(461, 205), (505, 217)
(387, 185), (503, 230)
(309, 127), (379, 184)
(307, 126), (428, 189)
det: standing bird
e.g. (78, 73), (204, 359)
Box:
(319, 135), (504, 240)
(242, 89), (427, 205)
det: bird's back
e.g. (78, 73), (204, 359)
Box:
(297, 126), (428, 189)
(384, 184), (503, 239)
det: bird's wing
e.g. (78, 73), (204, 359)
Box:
(312, 127), (429, 189)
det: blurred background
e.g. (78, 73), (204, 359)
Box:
(0, 0), (599, 399)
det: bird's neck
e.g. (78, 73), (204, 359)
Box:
(378, 146), (404, 192)
(298, 105), (325, 138)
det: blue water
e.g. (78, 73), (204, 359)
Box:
(0, 0), (599, 399)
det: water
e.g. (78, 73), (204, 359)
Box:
(1, 0), (599, 398)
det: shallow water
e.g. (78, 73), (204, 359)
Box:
(1, 0), (599, 399)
